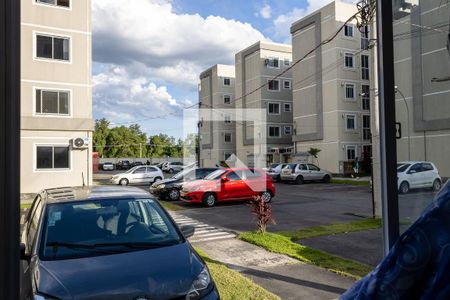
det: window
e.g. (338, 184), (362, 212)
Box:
(344, 53), (354, 68)
(224, 132), (232, 143)
(36, 34), (70, 61)
(284, 126), (292, 135)
(269, 126), (281, 137)
(345, 84), (355, 100)
(284, 103), (292, 112)
(361, 85), (370, 110)
(422, 163), (434, 171)
(224, 114), (231, 124)
(284, 58), (290, 66)
(345, 114), (357, 131)
(36, 145), (70, 170)
(268, 80), (280, 91)
(36, 0), (70, 8)
(307, 164), (320, 171)
(223, 95), (231, 105)
(346, 146), (357, 160)
(245, 169), (262, 179)
(35, 89), (70, 115)
(268, 102), (280, 114)
(283, 80), (292, 89)
(227, 171), (244, 181)
(361, 55), (370, 80)
(147, 167), (158, 172)
(266, 57), (279, 68)
(133, 167), (146, 174)
(363, 115), (371, 140)
(223, 78), (231, 86)
(344, 24), (354, 37)
(361, 25), (369, 50)
(224, 152), (232, 161)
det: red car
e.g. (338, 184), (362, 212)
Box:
(180, 168), (275, 207)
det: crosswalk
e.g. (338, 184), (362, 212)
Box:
(170, 214), (236, 243)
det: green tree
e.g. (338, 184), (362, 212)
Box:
(93, 118), (110, 158)
(308, 148), (321, 165)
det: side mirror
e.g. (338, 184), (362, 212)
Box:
(20, 243), (30, 261)
(221, 177), (230, 183)
(180, 225), (195, 238)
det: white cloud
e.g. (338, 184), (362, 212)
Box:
(257, 4), (272, 19)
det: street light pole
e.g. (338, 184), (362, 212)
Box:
(395, 87), (411, 161)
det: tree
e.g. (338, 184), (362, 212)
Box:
(93, 119), (110, 158)
(308, 148), (321, 165)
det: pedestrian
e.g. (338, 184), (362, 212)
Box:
(353, 157), (360, 175)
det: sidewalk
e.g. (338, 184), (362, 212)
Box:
(195, 238), (355, 300)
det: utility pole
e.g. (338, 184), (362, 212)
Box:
(139, 143), (142, 158)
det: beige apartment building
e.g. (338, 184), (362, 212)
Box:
(290, 0), (373, 174)
(20, 0), (93, 193)
(199, 64), (236, 167)
(235, 41), (293, 167)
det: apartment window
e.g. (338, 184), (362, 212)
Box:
(362, 85), (370, 110)
(284, 58), (290, 66)
(346, 145), (357, 160)
(35, 89), (70, 115)
(345, 114), (357, 131)
(36, 34), (70, 61)
(269, 126), (281, 137)
(344, 53), (354, 68)
(284, 103), (292, 112)
(223, 78), (231, 86)
(283, 80), (292, 89)
(268, 80), (280, 91)
(361, 55), (370, 80)
(345, 84), (355, 100)
(224, 152), (232, 161)
(266, 57), (279, 68)
(223, 95), (231, 105)
(284, 126), (292, 135)
(363, 115), (371, 140)
(224, 114), (231, 124)
(361, 25), (370, 50)
(224, 133), (232, 143)
(36, 146), (70, 170)
(36, 0), (70, 8)
(344, 24), (354, 37)
(268, 102), (280, 115)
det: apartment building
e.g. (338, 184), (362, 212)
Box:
(21, 0), (93, 193)
(290, 0), (373, 174)
(235, 41), (293, 167)
(198, 64), (236, 167)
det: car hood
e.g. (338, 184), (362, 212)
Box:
(35, 243), (203, 300)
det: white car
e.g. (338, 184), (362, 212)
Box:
(102, 162), (114, 171)
(163, 162), (185, 174)
(397, 161), (442, 194)
(110, 166), (164, 186)
(280, 163), (332, 184)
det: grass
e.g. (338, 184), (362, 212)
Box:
(239, 232), (372, 280)
(278, 218), (382, 240)
(20, 203), (32, 209)
(195, 248), (280, 300)
(159, 200), (186, 211)
(330, 179), (370, 186)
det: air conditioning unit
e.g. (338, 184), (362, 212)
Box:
(72, 137), (90, 149)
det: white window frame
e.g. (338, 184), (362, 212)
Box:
(267, 102), (281, 115)
(284, 103), (292, 112)
(224, 132), (232, 143)
(266, 57), (280, 69)
(283, 58), (290, 66)
(283, 80), (292, 89)
(268, 126), (281, 138)
(224, 114), (232, 124)
(33, 31), (72, 64)
(361, 54), (370, 80)
(360, 25), (370, 50)
(33, 143), (72, 173)
(361, 85), (371, 111)
(284, 126), (293, 135)
(345, 145), (357, 160)
(33, 87), (73, 117)
(223, 77), (231, 86)
(267, 79), (280, 91)
(344, 83), (356, 100)
(344, 52), (355, 69)
(34, 0), (72, 10)
(223, 94), (231, 105)
(362, 114), (371, 141)
(345, 114), (357, 131)
(344, 24), (354, 38)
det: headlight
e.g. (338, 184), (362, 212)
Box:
(157, 184), (165, 189)
(187, 267), (212, 299)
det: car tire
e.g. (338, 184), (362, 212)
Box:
(322, 175), (331, 183)
(261, 191), (273, 203)
(119, 178), (129, 186)
(169, 189), (180, 201)
(432, 179), (442, 192)
(295, 176), (304, 185)
(203, 193), (217, 207)
(399, 181), (409, 194)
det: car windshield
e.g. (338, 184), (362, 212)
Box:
(125, 166), (139, 173)
(172, 169), (193, 179)
(397, 164), (411, 173)
(269, 163), (279, 169)
(284, 164), (297, 170)
(39, 198), (182, 260)
(204, 169), (227, 180)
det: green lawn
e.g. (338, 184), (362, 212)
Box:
(159, 200), (186, 211)
(20, 203), (32, 209)
(278, 219), (381, 240)
(330, 179), (370, 186)
(239, 232), (372, 280)
(196, 248), (280, 300)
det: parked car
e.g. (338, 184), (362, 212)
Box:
(20, 186), (219, 300)
(110, 166), (164, 186)
(397, 161), (442, 194)
(150, 168), (218, 201)
(180, 168), (275, 207)
(131, 161), (144, 167)
(116, 160), (131, 170)
(102, 162), (114, 171)
(266, 163), (288, 182)
(158, 161), (169, 169)
(280, 163), (332, 184)
(163, 162), (186, 174)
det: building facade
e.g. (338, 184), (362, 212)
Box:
(290, 0), (374, 174)
(21, 0), (93, 193)
(235, 41), (293, 167)
(199, 64), (236, 167)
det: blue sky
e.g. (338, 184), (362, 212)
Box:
(92, 0), (336, 140)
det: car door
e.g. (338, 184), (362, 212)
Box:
(420, 163), (435, 187)
(130, 167), (146, 184)
(407, 163), (423, 188)
(307, 164), (322, 180)
(245, 169), (264, 196)
(298, 163), (311, 180)
(143, 167), (157, 183)
(222, 170), (246, 200)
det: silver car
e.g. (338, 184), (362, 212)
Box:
(266, 163), (288, 182)
(110, 166), (164, 186)
(280, 163), (332, 184)
(163, 162), (185, 174)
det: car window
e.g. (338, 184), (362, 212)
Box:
(307, 164), (320, 171)
(409, 163), (422, 173)
(147, 167), (158, 172)
(284, 164), (296, 170)
(204, 169), (227, 180)
(298, 164), (307, 171)
(133, 167), (146, 174)
(227, 171), (244, 181)
(246, 170), (261, 179)
(422, 163), (434, 171)
(397, 164), (411, 172)
(27, 197), (43, 251)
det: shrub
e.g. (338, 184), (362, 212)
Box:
(248, 196), (275, 234)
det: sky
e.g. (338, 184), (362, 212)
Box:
(92, 0), (355, 139)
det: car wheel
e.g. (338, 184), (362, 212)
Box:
(322, 175), (331, 183)
(399, 181), (409, 194)
(154, 177), (162, 183)
(119, 178), (129, 186)
(432, 179), (442, 191)
(295, 176), (304, 185)
(169, 189), (180, 201)
(261, 191), (273, 203)
(203, 193), (217, 207)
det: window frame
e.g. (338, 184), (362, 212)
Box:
(344, 24), (354, 38)
(267, 79), (280, 91)
(284, 103), (292, 112)
(33, 31), (72, 63)
(33, 87), (72, 117)
(224, 114), (232, 124)
(361, 84), (370, 110)
(34, 143), (71, 172)
(224, 132), (232, 143)
(283, 58), (290, 66)
(345, 114), (357, 131)
(284, 125), (293, 135)
(224, 152), (232, 161)
(266, 57), (280, 69)
(268, 126), (281, 138)
(223, 94), (231, 105)
(283, 80), (292, 89)
(362, 114), (371, 141)
(344, 52), (355, 69)
(223, 77), (231, 86)
(344, 83), (356, 100)
(267, 102), (281, 115)
(361, 54), (370, 80)
(360, 25), (370, 50)
(346, 145), (357, 160)
(34, 0), (71, 10)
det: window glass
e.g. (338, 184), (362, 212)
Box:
(53, 147), (69, 168)
(223, 78), (231, 86)
(284, 80), (291, 89)
(361, 85), (370, 110)
(224, 133), (232, 143)
(36, 35), (53, 59)
(56, 0), (70, 7)
(268, 80), (279, 91)
(299, 164), (307, 170)
(308, 164), (320, 171)
(223, 95), (231, 104)
(133, 167), (146, 174)
(345, 84), (355, 99)
(284, 103), (292, 112)
(347, 147), (356, 160)
(41, 91), (58, 113)
(227, 171), (243, 181)
(269, 126), (280, 137)
(268, 103), (280, 114)
(147, 167), (158, 172)
(36, 147), (53, 169)
(361, 55), (370, 80)
(344, 24), (353, 37)
(397, 164), (411, 173)
(344, 53), (354, 68)
(36, 146), (69, 170)
(346, 115), (356, 130)
(27, 198), (43, 251)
